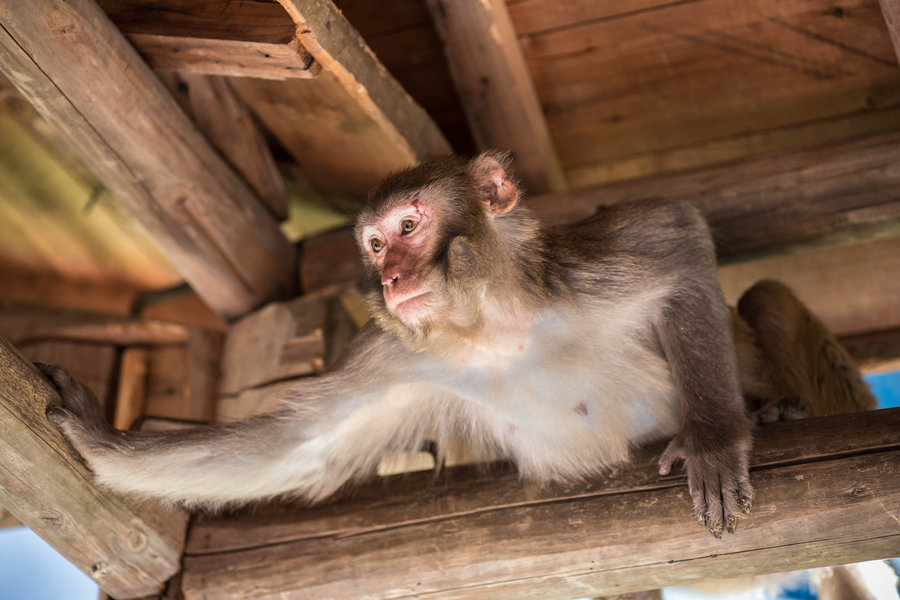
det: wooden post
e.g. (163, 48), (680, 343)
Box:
(0, 0), (298, 320)
(0, 337), (187, 599)
(425, 0), (567, 194)
(181, 408), (900, 599)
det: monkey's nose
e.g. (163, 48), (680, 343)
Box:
(382, 273), (400, 287)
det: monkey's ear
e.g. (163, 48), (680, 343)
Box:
(468, 152), (519, 217)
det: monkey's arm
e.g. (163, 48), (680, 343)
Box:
(652, 208), (754, 536)
(40, 329), (435, 509)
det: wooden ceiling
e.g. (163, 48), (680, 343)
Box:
(0, 0), (899, 318)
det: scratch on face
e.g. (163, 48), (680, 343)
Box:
(575, 402), (589, 417)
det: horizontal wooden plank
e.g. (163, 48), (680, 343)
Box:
(0, 0), (299, 320)
(516, 0), (900, 186)
(529, 130), (900, 261)
(718, 236), (900, 337)
(0, 337), (188, 598)
(182, 408), (900, 599)
(100, 0), (320, 79)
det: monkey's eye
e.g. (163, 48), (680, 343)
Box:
(370, 238), (384, 253)
(400, 219), (417, 235)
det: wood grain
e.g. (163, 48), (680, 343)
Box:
(181, 408), (900, 599)
(0, 336), (187, 598)
(0, 0), (298, 320)
(160, 73), (288, 220)
(528, 130), (900, 261)
(425, 0), (566, 193)
(99, 0), (320, 80)
(513, 0), (900, 186)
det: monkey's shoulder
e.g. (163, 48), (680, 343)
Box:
(545, 199), (713, 289)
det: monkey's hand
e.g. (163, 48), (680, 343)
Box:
(38, 363), (124, 471)
(658, 429), (753, 537)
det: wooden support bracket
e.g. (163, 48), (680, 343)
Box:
(0, 336), (187, 599)
(182, 408), (900, 599)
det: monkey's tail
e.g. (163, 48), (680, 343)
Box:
(736, 279), (876, 418)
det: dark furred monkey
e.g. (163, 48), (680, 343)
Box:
(42, 152), (875, 537)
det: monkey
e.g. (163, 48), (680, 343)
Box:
(39, 151), (875, 538)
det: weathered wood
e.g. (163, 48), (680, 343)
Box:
(160, 73), (288, 220)
(425, 0), (566, 193)
(114, 347), (149, 431)
(512, 0), (900, 187)
(0, 0), (298, 320)
(530, 131), (900, 261)
(181, 408), (900, 599)
(99, 0), (320, 80)
(879, 0), (900, 64)
(333, 0), (476, 155)
(218, 293), (330, 396)
(841, 327), (900, 374)
(0, 337), (187, 598)
(719, 236), (900, 337)
(229, 0), (451, 197)
(0, 300), (191, 346)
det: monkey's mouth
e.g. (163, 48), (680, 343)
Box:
(387, 291), (433, 319)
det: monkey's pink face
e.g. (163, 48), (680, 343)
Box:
(361, 199), (441, 324)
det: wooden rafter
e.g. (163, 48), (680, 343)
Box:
(0, 0), (298, 320)
(0, 337), (187, 598)
(425, 0), (567, 194)
(182, 408), (900, 599)
(226, 0), (453, 196)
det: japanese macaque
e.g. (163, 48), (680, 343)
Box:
(41, 152), (875, 537)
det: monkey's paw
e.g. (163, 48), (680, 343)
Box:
(658, 433), (753, 537)
(37, 363), (121, 470)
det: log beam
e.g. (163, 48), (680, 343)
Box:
(425, 0), (567, 193)
(0, 0), (298, 321)
(0, 336), (187, 599)
(182, 408), (900, 599)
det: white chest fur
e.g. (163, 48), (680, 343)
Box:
(421, 287), (681, 482)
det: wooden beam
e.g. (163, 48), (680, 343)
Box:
(226, 0), (451, 197)
(530, 130), (900, 261)
(718, 236), (900, 338)
(0, 337), (187, 598)
(424, 0), (566, 194)
(98, 0), (321, 80)
(181, 408), (900, 599)
(879, 0), (900, 65)
(0, 0), (298, 321)
(0, 300), (191, 346)
(159, 72), (288, 220)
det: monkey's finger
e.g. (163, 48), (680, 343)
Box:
(658, 439), (686, 476)
(703, 475), (726, 538)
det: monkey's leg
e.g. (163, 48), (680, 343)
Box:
(736, 280), (876, 420)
